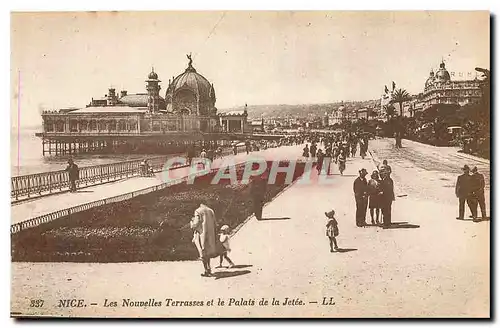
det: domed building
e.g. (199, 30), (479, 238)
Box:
(435, 61), (451, 82)
(37, 55), (254, 156)
(165, 56), (217, 116)
(425, 69), (435, 89)
(422, 60), (482, 110)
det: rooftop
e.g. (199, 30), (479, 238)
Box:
(67, 106), (148, 114)
(220, 110), (247, 116)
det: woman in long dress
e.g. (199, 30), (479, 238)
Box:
(190, 203), (218, 277)
(367, 171), (382, 225)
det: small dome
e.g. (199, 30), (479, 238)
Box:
(435, 62), (451, 82)
(425, 69), (435, 88)
(148, 68), (158, 80)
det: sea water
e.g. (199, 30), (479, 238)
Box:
(11, 127), (144, 176)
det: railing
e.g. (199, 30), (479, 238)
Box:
(10, 144), (258, 202)
(10, 155), (184, 201)
(10, 174), (192, 234)
(10, 143), (286, 234)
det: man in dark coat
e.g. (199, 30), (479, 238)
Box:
(470, 166), (487, 220)
(250, 170), (268, 220)
(310, 143), (317, 158)
(455, 165), (474, 220)
(380, 171), (395, 227)
(66, 159), (79, 192)
(353, 168), (369, 227)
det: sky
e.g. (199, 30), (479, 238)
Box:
(11, 11), (490, 127)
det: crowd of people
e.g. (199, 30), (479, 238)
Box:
(299, 131), (370, 175)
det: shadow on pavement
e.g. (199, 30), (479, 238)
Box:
(259, 217), (291, 221)
(328, 174), (358, 177)
(383, 223), (420, 229)
(231, 264), (253, 269)
(213, 270), (251, 280)
(363, 223), (383, 227)
(335, 248), (357, 253)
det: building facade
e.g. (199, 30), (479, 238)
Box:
(37, 57), (254, 156)
(422, 61), (482, 110)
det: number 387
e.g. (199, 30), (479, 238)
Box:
(30, 300), (44, 308)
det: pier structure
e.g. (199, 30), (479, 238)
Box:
(36, 56), (278, 157)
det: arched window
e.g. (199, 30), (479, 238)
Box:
(129, 120), (137, 131)
(80, 120), (88, 131)
(118, 120), (127, 131)
(98, 120), (107, 131)
(55, 120), (65, 132)
(70, 120), (78, 132)
(108, 120), (116, 131)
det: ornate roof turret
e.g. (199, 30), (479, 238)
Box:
(435, 61), (451, 82)
(425, 69), (435, 89)
(148, 67), (158, 80)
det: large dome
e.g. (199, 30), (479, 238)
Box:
(435, 62), (451, 82)
(165, 59), (216, 116)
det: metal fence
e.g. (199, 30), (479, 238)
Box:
(10, 155), (183, 201)
(10, 145), (259, 201)
(11, 164), (231, 234)
(10, 143), (282, 234)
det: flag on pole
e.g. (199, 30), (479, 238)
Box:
(384, 85), (389, 94)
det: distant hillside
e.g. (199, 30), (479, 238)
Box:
(220, 100), (380, 119)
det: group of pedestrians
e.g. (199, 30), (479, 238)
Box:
(353, 160), (395, 228)
(301, 131), (370, 176)
(455, 165), (487, 221)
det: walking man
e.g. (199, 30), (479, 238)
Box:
(353, 168), (369, 227)
(65, 159), (79, 192)
(455, 165), (474, 220)
(380, 171), (395, 228)
(378, 159), (392, 177)
(250, 169), (268, 220)
(470, 166), (487, 221)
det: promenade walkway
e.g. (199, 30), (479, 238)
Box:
(11, 140), (489, 317)
(11, 145), (299, 226)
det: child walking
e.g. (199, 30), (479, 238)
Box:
(325, 210), (340, 252)
(216, 225), (235, 268)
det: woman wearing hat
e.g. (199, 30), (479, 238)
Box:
(190, 203), (218, 277)
(367, 170), (382, 225)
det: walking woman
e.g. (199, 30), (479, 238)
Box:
(368, 170), (382, 225)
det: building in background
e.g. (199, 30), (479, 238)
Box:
(37, 56), (258, 156)
(422, 61), (482, 110)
